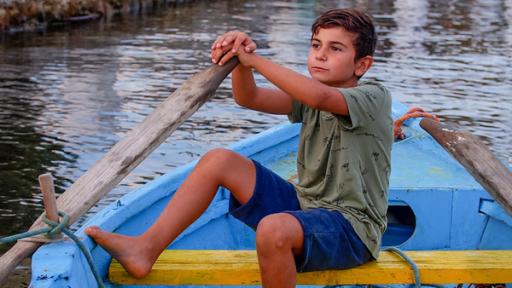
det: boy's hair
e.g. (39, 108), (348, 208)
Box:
(312, 8), (377, 60)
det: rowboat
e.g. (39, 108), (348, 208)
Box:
(29, 99), (512, 287)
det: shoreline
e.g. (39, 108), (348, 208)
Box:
(0, 0), (195, 34)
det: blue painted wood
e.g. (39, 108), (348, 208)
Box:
(30, 101), (512, 288)
(450, 189), (490, 249)
(388, 188), (453, 250)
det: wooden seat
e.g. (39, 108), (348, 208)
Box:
(109, 250), (512, 285)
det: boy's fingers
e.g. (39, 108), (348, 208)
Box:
(222, 35), (236, 47)
(243, 39), (257, 52)
(232, 35), (246, 52)
(211, 35), (224, 50)
(211, 47), (228, 63)
(218, 50), (237, 66)
(210, 49), (222, 63)
(211, 44), (235, 63)
(211, 31), (247, 50)
(211, 31), (248, 51)
(215, 34), (231, 49)
(215, 36), (226, 49)
(222, 30), (242, 47)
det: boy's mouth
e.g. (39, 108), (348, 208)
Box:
(311, 66), (328, 72)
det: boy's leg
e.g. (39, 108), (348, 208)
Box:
(85, 148), (257, 278)
(256, 213), (304, 288)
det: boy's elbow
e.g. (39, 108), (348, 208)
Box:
(234, 95), (253, 109)
(233, 95), (242, 105)
(234, 97), (246, 107)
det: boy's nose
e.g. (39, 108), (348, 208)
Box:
(315, 51), (327, 61)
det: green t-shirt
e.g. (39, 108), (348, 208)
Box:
(288, 80), (393, 259)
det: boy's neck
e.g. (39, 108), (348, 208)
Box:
(322, 77), (359, 88)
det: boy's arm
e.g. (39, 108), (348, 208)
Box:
(231, 64), (293, 115)
(231, 52), (349, 116)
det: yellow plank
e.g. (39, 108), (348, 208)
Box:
(109, 250), (512, 285)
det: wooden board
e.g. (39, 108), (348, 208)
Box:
(110, 249), (512, 285)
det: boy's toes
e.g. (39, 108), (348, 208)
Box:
(84, 226), (101, 238)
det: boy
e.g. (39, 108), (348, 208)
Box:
(85, 8), (392, 288)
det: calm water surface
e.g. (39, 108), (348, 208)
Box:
(0, 0), (511, 284)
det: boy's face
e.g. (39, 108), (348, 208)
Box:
(307, 27), (371, 87)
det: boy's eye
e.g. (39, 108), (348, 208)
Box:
(311, 43), (320, 48)
(331, 46), (342, 52)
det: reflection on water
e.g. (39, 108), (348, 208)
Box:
(0, 0), (510, 256)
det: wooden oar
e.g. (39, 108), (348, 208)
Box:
(0, 58), (239, 285)
(420, 118), (512, 215)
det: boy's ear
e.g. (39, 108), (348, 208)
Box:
(355, 56), (374, 77)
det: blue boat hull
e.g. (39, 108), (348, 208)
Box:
(30, 101), (512, 287)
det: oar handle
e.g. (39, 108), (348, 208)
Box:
(420, 118), (512, 215)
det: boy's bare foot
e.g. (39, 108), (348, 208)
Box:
(84, 226), (156, 278)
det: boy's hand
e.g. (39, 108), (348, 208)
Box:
(210, 31), (256, 65)
(212, 44), (257, 68)
(211, 30), (256, 53)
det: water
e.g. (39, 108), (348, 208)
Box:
(0, 0), (511, 285)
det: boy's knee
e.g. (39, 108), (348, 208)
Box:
(199, 148), (236, 170)
(256, 214), (297, 253)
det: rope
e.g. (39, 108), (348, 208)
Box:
(394, 107), (440, 140)
(383, 247), (421, 288)
(0, 211), (104, 288)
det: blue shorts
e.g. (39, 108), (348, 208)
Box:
(229, 160), (372, 272)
